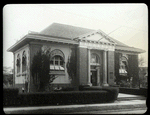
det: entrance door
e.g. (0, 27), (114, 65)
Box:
(91, 71), (97, 86)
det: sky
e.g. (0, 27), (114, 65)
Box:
(3, 4), (148, 68)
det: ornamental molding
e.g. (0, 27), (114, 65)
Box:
(79, 41), (115, 51)
(74, 30), (116, 45)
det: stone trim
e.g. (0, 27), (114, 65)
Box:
(79, 41), (115, 51)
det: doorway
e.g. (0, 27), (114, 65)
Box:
(91, 70), (97, 86)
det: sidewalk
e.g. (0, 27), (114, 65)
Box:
(4, 93), (147, 114)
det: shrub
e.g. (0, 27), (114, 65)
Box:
(3, 87), (119, 107)
(17, 91), (111, 106)
(3, 88), (19, 106)
(4, 90), (117, 107)
(80, 86), (119, 100)
(79, 85), (90, 91)
(119, 87), (147, 97)
(60, 87), (75, 91)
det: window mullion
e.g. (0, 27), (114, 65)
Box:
(54, 57), (55, 70)
(58, 57), (60, 70)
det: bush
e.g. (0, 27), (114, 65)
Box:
(3, 86), (119, 107)
(80, 86), (119, 101)
(17, 91), (111, 106)
(60, 87), (75, 91)
(79, 85), (90, 90)
(119, 87), (147, 97)
(3, 88), (19, 106)
(4, 90), (117, 107)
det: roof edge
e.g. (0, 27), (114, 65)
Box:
(115, 45), (146, 53)
(7, 35), (28, 52)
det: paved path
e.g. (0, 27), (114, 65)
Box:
(4, 93), (147, 114)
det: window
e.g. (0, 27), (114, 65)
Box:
(50, 55), (64, 71)
(90, 53), (100, 65)
(16, 54), (20, 74)
(22, 51), (27, 73)
(119, 56), (128, 76)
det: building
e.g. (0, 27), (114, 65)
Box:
(7, 23), (145, 92)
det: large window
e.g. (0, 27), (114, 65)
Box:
(22, 51), (27, 73)
(119, 56), (128, 76)
(50, 55), (64, 71)
(16, 54), (20, 74)
(91, 53), (100, 65)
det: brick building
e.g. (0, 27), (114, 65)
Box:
(7, 23), (145, 92)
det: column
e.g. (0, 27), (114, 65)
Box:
(102, 50), (109, 86)
(87, 48), (92, 86)
(96, 67), (100, 86)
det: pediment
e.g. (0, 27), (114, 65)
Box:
(85, 33), (111, 43)
(75, 31), (116, 44)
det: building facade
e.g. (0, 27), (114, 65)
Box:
(7, 23), (145, 92)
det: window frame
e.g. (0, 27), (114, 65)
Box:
(119, 56), (128, 76)
(90, 53), (100, 66)
(16, 54), (21, 74)
(50, 55), (65, 71)
(22, 50), (27, 73)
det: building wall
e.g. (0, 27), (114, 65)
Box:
(29, 41), (74, 92)
(107, 51), (115, 85)
(77, 47), (88, 85)
(14, 44), (30, 92)
(115, 50), (140, 87)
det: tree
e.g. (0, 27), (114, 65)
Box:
(66, 48), (77, 89)
(31, 48), (56, 92)
(3, 66), (13, 87)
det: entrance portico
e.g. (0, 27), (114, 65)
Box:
(87, 48), (109, 86)
(77, 31), (116, 86)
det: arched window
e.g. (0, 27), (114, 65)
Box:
(50, 55), (64, 70)
(119, 56), (128, 76)
(16, 54), (20, 74)
(22, 51), (27, 73)
(91, 53), (100, 65)
(49, 49), (65, 71)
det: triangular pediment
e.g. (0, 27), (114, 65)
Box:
(76, 31), (116, 44)
(84, 33), (112, 43)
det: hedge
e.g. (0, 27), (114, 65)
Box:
(80, 86), (119, 100)
(119, 87), (147, 97)
(3, 86), (119, 107)
(3, 88), (19, 106)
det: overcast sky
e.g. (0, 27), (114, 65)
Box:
(3, 4), (148, 68)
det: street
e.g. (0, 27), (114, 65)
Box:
(71, 108), (147, 114)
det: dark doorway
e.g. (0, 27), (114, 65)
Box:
(91, 71), (97, 86)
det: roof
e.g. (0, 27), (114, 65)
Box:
(7, 23), (145, 53)
(39, 23), (131, 47)
(7, 33), (78, 52)
(40, 23), (94, 39)
(115, 45), (145, 53)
